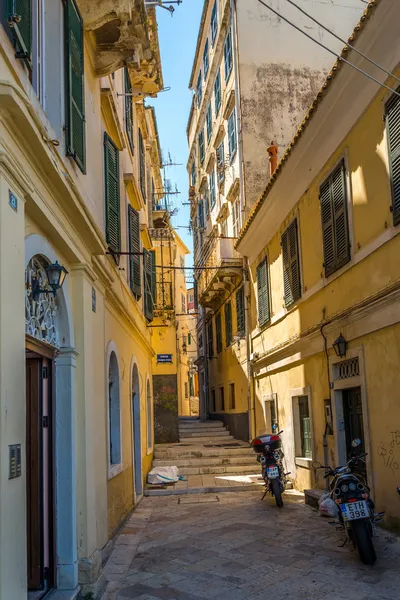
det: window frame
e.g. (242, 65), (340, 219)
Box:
(107, 344), (123, 479)
(203, 38), (209, 78)
(256, 257), (271, 328)
(216, 141), (225, 185)
(210, 169), (216, 209)
(197, 69), (202, 107)
(224, 28), (233, 82)
(211, 1), (218, 46)
(232, 196), (240, 238)
(199, 129), (205, 164)
(228, 108), (237, 162)
(291, 388), (313, 465)
(206, 103), (213, 143)
(214, 69), (221, 115)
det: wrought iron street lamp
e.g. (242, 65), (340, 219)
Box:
(32, 261), (68, 300)
(333, 334), (347, 358)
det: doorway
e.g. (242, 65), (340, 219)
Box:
(342, 387), (365, 456)
(132, 364), (142, 498)
(26, 354), (54, 598)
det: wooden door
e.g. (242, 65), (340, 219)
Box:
(26, 358), (42, 590)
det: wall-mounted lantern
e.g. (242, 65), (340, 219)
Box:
(32, 261), (68, 300)
(333, 334), (347, 358)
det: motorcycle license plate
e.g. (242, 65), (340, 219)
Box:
(341, 500), (369, 521)
(266, 466), (279, 479)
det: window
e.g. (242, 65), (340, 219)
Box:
(143, 249), (155, 321)
(204, 184), (210, 217)
(225, 302), (232, 346)
(191, 162), (196, 186)
(65, 0), (86, 173)
(216, 312), (222, 353)
(180, 255), (185, 274)
(104, 133), (121, 254)
(199, 129), (205, 164)
(282, 218), (301, 307)
(385, 90), (400, 225)
(229, 383), (235, 410)
(210, 169), (216, 208)
(189, 375), (194, 397)
(264, 394), (279, 433)
(211, 388), (216, 412)
(198, 199), (205, 228)
(203, 39), (209, 78)
(184, 381), (189, 399)
(236, 286), (245, 337)
(188, 332), (192, 345)
(232, 196), (240, 238)
(219, 386), (225, 411)
(6, 0), (32, 62)
(197, 70), (202, 107)
(228, 108), (237, 160)
(147, 380), (153, 451)
(211, 1), (218, 46)
(108, 350), (121, 468)
(217, 141), (225, 185)
(224, 29), (233, 82)
(206, 104), (213, 143)
(139, 129), (146, 202)
(320, 159), (350, 277)
(256, 258), (270, 327)
(181, 293), (186, 313)
(214, 69), (221, 115)
(128, 205), (141, 297)
(296, 396), (312, 459)
(199, 334), (203, 352)
(124, 68), (134, 153)
(207, 322), (214, 358)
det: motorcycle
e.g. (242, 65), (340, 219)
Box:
(251, 431), (288, 507)
(313, 439), (384, 565)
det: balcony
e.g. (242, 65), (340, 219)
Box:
(77, 0), (163, 93)
(197, 237), (242, 309)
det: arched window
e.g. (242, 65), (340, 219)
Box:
(108, 351), (121, 467)
(147, 379), (153, 451)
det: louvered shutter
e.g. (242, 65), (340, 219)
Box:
(282, 219), (301, 307)
(139, 129), (146, 202)
(236, 286), (245, 336)
(216, 313), (222, 353)
(320, 161), (350, 277)
(104, 134), (121, 255)
(225, 302), (232, 346)
(65, 0), (85, 173)
(386, 91), (400, 225)
(124, 68), (134, 154)
(257, 259), (270, 326)
(198, 200), (204, 228)
(7, 0), (32, 59)
(128, 205), (141, 297)
(143, 249), (154, 321)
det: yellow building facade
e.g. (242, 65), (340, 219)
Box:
(0, 2), (164, 599)
(237, 0), (400, 527)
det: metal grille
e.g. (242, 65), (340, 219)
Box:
(336, 357), (360, 380)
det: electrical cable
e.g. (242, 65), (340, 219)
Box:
(256, 0), (400, 99)
(286, 0), (400, 86)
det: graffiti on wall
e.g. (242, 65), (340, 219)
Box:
(377, 430), (400, 475)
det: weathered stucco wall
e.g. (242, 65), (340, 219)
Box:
(153, 374), (179, 444)
(235, 0), (365, 209)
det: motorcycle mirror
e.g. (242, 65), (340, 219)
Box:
(312, 461), (322, 469)
(278, 430), (284, 435)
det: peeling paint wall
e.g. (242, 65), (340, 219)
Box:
(235, 0), (365, 210)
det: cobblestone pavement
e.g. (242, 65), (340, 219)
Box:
(102, 491), (400, 600)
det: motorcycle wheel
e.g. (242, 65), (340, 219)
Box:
(351, 520), (377, 565)
(271, 478), (283, 508)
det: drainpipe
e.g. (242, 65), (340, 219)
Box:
(230, 0), (246, 221)
(244, 257), (255, 441)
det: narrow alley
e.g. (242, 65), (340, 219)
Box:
(102, 491), (400, 600)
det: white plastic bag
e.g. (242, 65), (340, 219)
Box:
(318, 493), (339, 518)
(147, 466), (180, 485)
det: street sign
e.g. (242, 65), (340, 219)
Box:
(157, 354), (173, 363)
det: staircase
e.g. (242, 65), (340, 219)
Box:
(145, 418), (263, 496)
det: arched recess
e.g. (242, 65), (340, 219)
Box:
(106, 341), (122, 479)
(130, 358), (142, 499)
(25, 234), (78, 591)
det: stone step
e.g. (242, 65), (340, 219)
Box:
(153, 455), (257, 467)
(179, 425), (227, 431)
(178, 430), (230, 437)
(176, 464), (259, 476)
(179, 436), (236, 443)
(179, 422), (225, 429)
(304, 488), (325, 509)
(144, 483), (263, 497)
(154, 446), (253, 460)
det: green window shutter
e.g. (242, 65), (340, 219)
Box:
(216, 313), (222, 353)
(299, 397), (312, 459)
(386, 90), (400, 225)
(282, 219), (301, 307)
(236, 286), (245, 336)
(65, 0), (86, 173)
(225, 301), (232, 347)
(320, 160), (350, 277)
(7, 0), (32, 60)
(139, 129), (146, 202)
(150, 249), (156, 308)
(256, 258), (270, 326)
(143, 248), (154, 321)
(128, 205), (141, 297)
(104, 133), (121, 255)
(124, 68), (134, 154)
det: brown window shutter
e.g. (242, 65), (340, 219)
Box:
(386, 90), (400, 225)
